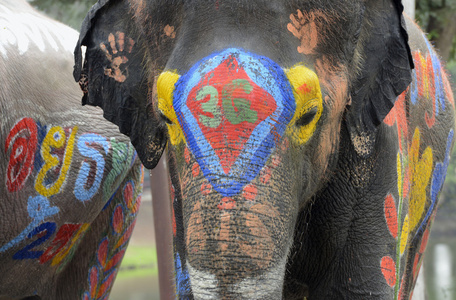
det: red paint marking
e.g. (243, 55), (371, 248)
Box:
(39, 223), (83, 264)
(271, 156), (281, 168)
(425, 54), (436, 128)
(5, 117), (38, 192)
(217, 197), (236, 210)
(260, 167), (272, 184)
(89, 266), (98, 298)
(201, 182), (212, 196)
(113, 205), (124, 234)
(381, 256), (397, 287)
(398, 274), (406, 299)
(184, 147), (191, 164)
(384, 90), (408, 154)
(242, 184), (258, 201)
(402, 166), (410, 200)
(443, 70), (455, 107)
(298, 83), (312, 94)
(123, 182), (134, 208)
(97, 239), (109, 268)
(192, 163), (200, 178)
(412, 253), (421, 279)
(419, 228), (430, 253)
(384, 194), (398, 239)
(187, 56), (277, 174)
(280, 137), (290, 152)
(172, 205), (177, 236)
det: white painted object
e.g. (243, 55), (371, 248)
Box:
(0, 1), (78, 58)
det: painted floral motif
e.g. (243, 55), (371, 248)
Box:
(381, 40), (455, 298)
(82, 169), (142, 299)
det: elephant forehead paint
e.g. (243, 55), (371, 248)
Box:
(159, 48), (323, 197)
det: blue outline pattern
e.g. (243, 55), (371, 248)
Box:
(174, 48), (295, 197)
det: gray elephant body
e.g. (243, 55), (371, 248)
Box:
(0, 1), (142, 298)
(74, 0), (455, 299)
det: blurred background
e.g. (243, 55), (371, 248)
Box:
(29, 0), (456, 298)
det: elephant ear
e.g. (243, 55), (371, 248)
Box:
(73, 0), (166, 169)
(347, 0), (414, 144)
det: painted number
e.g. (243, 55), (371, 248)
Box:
(74, 133), (110, 202)
(195, 79), (257, 127)
(35, 126), (78, 197)
(13, 222), (56, 260)
(40, 223), (90, 266)
(5, 118), (38, 192)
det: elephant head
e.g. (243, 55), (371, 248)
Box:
(74, 0), (420, 298)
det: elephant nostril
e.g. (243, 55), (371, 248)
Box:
(296, 106), (318, 127)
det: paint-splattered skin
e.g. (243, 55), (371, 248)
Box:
(285, 17), (455, 300)
(74, 0), (454, 299)
(0, 1), (143, 299)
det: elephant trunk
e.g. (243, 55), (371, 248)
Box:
(182, 172), (297, 299)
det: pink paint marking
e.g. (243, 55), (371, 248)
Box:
(218, 197), (236, 210)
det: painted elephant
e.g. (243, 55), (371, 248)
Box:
(74, 0), (455, 299)
(0, 1), (143, 299)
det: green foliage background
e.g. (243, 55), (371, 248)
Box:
(30, 0), (96, 30)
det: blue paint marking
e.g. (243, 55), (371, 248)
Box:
(13, 222), (56, 260)
(74, 133), (110, 202)
(416, 129), (454, 237)
(33, 121), (47, 172)
(425, 38), (445, 115)
(175, 252), (191, 296)
(0, 195), (59, 253)
(174, 48), (295, 197)
(411, 70), (418, 105)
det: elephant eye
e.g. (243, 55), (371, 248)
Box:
(296, 106), (318, 127)
(159, 110), (174, 125)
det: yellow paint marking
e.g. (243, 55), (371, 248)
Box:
(157, 71), (185, 145)
(51, 223), (90, 266)
(35, 126), (78, 197)
(409, 128), (433, 231)
(285, 65), (323, 144)
(400, 214), (409, 255)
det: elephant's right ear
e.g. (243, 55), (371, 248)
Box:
(346, 0), (414, 144)
(73, 0), (166, 169)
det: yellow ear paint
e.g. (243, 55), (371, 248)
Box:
(157, 71), (185, 145)
(285, 65), (323, 144)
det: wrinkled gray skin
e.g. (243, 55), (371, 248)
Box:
(74, 0), (455, 299)
(0, 1), (143, 299)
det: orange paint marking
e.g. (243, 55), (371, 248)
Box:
(287, 10), (319, 55)
(101, 32), (135, 83)
(164, 25), (176, 38)
(201, 182), (212, 196)
(242, 184), (258, 201)
(384, 194), (398, 239)
(192, 163), (200, 177)
(381, 256), (397, 287)
(218, 197), (236, 210)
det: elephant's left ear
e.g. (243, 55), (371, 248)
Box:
(73, 0), (167, 169)
(347, 0), (414, 136)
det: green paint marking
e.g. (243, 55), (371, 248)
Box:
(196, 85), (221, 128)
(394, 154), (407, 299)
(194, 79), (259, 127)
(222, 79), (257, 125)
